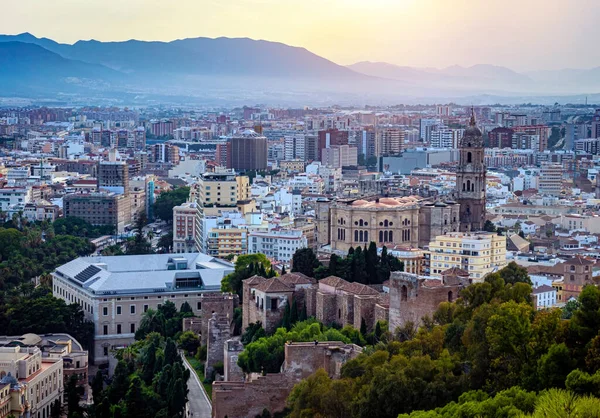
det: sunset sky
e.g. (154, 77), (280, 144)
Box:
(3, 0), (600, 72)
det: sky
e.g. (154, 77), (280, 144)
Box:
(3, 0), (600, 72)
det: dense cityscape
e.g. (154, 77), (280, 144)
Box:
(3, 1), (600, 416)
(0, 101), (599, 417)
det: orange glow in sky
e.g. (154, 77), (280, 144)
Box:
(2, 0), (599, 71)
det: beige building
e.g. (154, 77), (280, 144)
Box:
(207, 227), (248, 258)
(539, 163), (563, 196)
(427, 231), (507, 282)
(321, 145), (358, 168)
(63, 192), (132, 233)
(0, 345), (63, 418)
(51, 253), (233, 364)
(196, 169), (250, 207)
(280, 160), (306, 173)
(316, 196), (421, 252)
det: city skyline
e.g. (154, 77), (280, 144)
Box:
(3, 0), (600, 72)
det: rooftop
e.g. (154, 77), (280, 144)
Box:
(53, 253), (234, 295)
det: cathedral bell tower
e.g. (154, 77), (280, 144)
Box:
(456, 109), (486, 232)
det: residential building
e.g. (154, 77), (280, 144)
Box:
(0, 187), (31, 215)
(97, 161), (129, 195)
(284, 134), (306, 161)
(487, 127), (514, 148)
(51, 253), (234, 363)
(539, 163), (563, 196)
(63, 193), (131, 233)
(248, 229), (308, 263)
(173, 202), (201, 253)
(227, 129), (268, 171)
(378, 128), (404, 155)
(532, 285), (557, 309)
(0, 345), (63, 418)
(427, 231), (507, 282)
(321, 145), (358, 168)
(317, 129), (349, 161)
(196, 170), (250, 207)
(149, 143), (180, 164)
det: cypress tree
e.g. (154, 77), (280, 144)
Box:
(360, 317), (368, 336)
(290, 299), (298, 325)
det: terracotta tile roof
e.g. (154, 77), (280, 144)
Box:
(278, 273), (316, 286)
(565, 256), (595, 266)
(377, 293), (390, 308)
(533, 285), (555, 294)
(319, 276), (348, 288)
(253, 277), (294, 293)
(244, 275), (267, 285)
(340, 282), (380, 296)
(526, 264), (563, 276)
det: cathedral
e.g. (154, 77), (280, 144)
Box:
(316, 109), (487, 251)
(455, 110), (487, 232)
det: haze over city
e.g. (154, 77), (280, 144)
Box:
(3, 0), (600, 72)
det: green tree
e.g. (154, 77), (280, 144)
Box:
(483, 220), (497, 233)
(291, 248), (321, 277)
(153, 187), (190, 223)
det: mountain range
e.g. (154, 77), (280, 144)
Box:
(0, 32), (599, 105)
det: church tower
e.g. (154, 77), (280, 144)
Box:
(456, 109), (486, 232)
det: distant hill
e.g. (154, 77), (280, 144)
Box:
(0, 41), (123, 95)
(1, 32), (599, 104)
(0, 33), (362, 79)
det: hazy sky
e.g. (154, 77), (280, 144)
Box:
(3, 0), (600, 71)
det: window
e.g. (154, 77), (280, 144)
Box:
(197, 302), (202, 310)
(103, 325), (108, 335)
(143, 304), (149, 313)
(117, 324), (122, 334)
(401, 285), (408, 302)
(103, 347), (108, 356)
(130, 305), (135, 314)
(130, 324), (135, 333)
(103, 307), (108, 316)
(116, 306), (122, 315)
(467, 152), (472, 163)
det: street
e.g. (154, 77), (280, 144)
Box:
(182, 356), (212, 418)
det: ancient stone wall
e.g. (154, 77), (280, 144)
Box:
(212, 374), (296, 418)
(205, 313), (231, 378)
(316, 292), (337, 325)
(389, 272), (460, 332)
(223, 339), (244, 382)
(199, 293), (237, 346)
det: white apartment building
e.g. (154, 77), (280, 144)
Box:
(248, 229), (308, 263)
(284, 134), (306, 161)
(0, 187), (32, 214)
(288, 174), (325, 195)
(51, 253), (233, 363)
(533, 285), (557, 309)
(430, 127), (464, 149)
(428, 232), (507, 282)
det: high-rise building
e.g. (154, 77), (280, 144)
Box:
(317, 129), (349, 161)
(539, 163), (563, 196)
(455, 112), (486, 232)
(419, 119), (440, 141)
(378, 128), (404, 155)
(227, 129), (268, 171)
(321, 145), (358, 168)
(430, 127), (464, 149)
(215, 143), (229, 167)
(97, 161), (129, 195)
(592, 109), (600, 139)
(513, 125), (550, 151)
(149, 143), (180, 164)
(173, 202), (201, 253)
(284, 134), (306, 161)
(488, 127), (514, 148)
